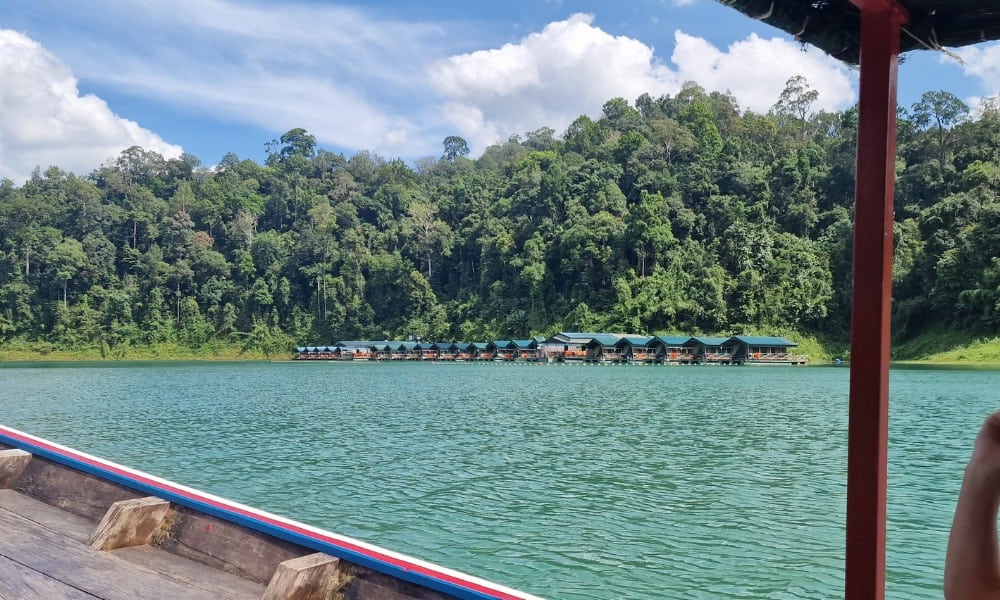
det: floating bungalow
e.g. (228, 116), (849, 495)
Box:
(293, 333), (809, 366)
(542, 333), (603, 362)
(470, 342), (494, 361)
(650, 336), (693, 364)
(720, 336), (807, 365)
(685, 337), (732, 365)
(613, 336), (656, 364)
(511, 340), (538, 361)
(580, 334), (620, 363)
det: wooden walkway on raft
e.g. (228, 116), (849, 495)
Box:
(0, 432), (542, 600)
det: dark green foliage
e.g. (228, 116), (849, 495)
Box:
(1, 89), (996, 351)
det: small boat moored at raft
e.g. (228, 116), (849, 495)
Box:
(0, 424), (543, 600)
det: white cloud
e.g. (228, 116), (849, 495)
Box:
(428, 15), (855, 154)
(429, 14), (681, 152)
(12, 3), (859, 167)
(953, 42), (1000, 98)
(0, 30), (182, 184)
(670, 31), (856, 113)
(33, 0), (452, 160)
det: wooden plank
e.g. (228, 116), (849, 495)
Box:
(89, 497), (171, 551)
(0, 490), (94, 543)
(0, 449), (31, 488)
(112, 546), (265, 600)
(0, 505), (254, 600)
(0, 554), (98, 600)
(160, 506), (306, 585)
(342, 568), (458, 600)
(261, 553), (345, 600)
(15, 456), (143, 522)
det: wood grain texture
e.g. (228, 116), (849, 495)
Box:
(0, 448), (31, 489)
(262, 553), (345, 600)
(0, 554), (98, 600)
(89, 497), (171, 551)
(159, 506), (307, 585)
(15, 457), (142, 521)
(341, 567), (457, 600)
(0, 489), (94, 543)
(0, 504), (254, 600)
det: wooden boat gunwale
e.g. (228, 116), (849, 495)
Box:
(0, 423), (542, 600)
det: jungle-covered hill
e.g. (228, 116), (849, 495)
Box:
(0, 78), (997, 358)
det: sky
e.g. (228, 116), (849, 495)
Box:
(2, 0), (999, 184)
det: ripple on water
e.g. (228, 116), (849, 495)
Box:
(0, 362), (996, 599)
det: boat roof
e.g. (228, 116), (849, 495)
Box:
(720, 0), (1000, 64)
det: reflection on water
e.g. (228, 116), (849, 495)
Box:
(0, 361), (993, 599)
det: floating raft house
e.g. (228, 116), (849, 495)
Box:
(294, 333), (807, 365)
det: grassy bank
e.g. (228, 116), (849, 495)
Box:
(0, 340), (275, 362)
(892, 327), (1000, 365)
(12, 328), (998, 366)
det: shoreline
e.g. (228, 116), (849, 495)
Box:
(2, 352), (999, 369)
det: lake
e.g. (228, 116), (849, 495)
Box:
(0, 361), (993, 599)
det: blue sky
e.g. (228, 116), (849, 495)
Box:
(2, 0), (998, 182)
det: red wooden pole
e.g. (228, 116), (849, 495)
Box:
(845, 2), (907, 599)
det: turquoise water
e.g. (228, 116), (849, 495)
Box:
(0, 361), (994, 599)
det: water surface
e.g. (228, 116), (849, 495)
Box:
(0, 361), (992, 599)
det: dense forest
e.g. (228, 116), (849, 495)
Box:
(0, 78), (997, 357)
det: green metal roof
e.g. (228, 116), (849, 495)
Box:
(586, 334), (623, 347)
(547, 332), (602, 343)
(687, 337), (729, 347)
(653, 335), (690, 346)
(615, 335), (654, 347)
(512, 339), (536, 349)
(728, 336), (798, 347)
